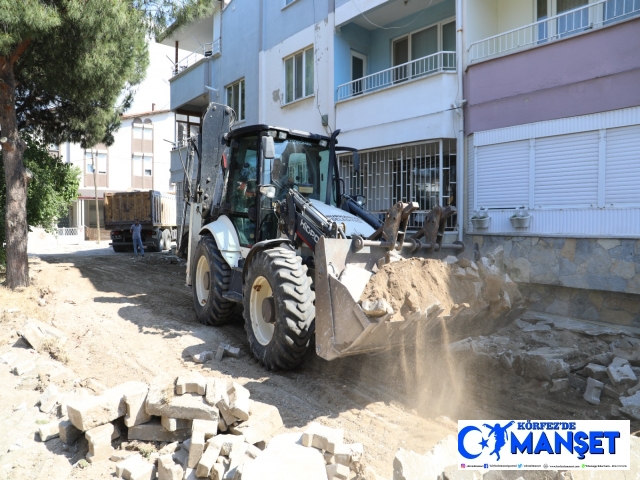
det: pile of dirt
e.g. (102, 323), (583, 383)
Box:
(359, 247), (527, 340)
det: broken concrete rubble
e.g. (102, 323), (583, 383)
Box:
(607, 357), (638, 387)
(175, 372), (207, 396)
(19, 319), (68, 351)
(146, 376), (219, 421)
(583, 377), (604, 405)
(86, 423), (115, 463)
(128, 419), (191, 442)
(302, 422), (344, 454)
(229, 400), (283, 444)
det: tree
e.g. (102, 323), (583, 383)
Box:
(0, 1), (148, 288)
(0, 135), (81, 268)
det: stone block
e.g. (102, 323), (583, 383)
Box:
(301, 422), (344, 454)
(225, 441), (248, 478)
(611, 338), (640, 366)
(38, 384), (61, 413)
(128, 419), (190, 443)
(229, 382), (250, 421)
(20, 319), (67, 351)
(584, 363), (609, 381)
(12, 360), (35, 376)
(59, 418), (82, 444)
(205, 378), (230, 406)
(126, 461), (156, 480)
(111, 451), (137, 462)
(522, 323), (551, 332)
(157, 454), (184, 480)
(210, 463), (226, 480)
(116, 454), (143, 477)
(196, 442), (223, 478)
(146, 375), (219, 421)
(245, 444), (261, 459)
(592, 352), (614, 366)
(0, 352), (18, 366)
(229, 400), (283, 445)
(176, 372), (207, 396)
(161, 416), (192, 432)
(333, 442), (363, 468)
(620, 391), (640, 410)
(210, 434), (247, 456)
(192, 351), (214, 363)
(326, 463), (350, 480)
(86, 423), (114, 463)
(192, 419), (218, 439)
(324, 452), (335, 464)
(38, 420), (62, 442)
(158, 441), (179, 455)
(243, 441), (326, 480)
(523, 351), (570, 381)
(124, 383), (151, 427)
(583, 377), (604, 405)
(607, 357), (638, 386)
(67, 381), (148, 431)
(393, 448), (433, 480)
(187, 430), (205, 468)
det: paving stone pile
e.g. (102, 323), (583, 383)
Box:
(450, 310), (640, 421)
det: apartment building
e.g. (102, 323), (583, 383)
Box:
(162, 0), (640, 326)
(463, 0), (640, 325)
(162, 0), (464, 238)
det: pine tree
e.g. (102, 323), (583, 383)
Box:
(0, 0), (148, 288)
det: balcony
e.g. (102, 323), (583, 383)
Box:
(172, 39), (221, 76)
(337, 51), (456, 101)
(468, 0), (640, 63)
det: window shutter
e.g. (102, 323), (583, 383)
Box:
(476, 140), (529, 208)
(534, 131), (599, 208)
(605, 124), (640, 206)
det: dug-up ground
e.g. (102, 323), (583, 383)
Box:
(0, 242), (638, 480)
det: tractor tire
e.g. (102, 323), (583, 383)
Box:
(192, 235), (235, 326)
(151, 234), (162, 253)
(162, 229), (172, 251)
(243, 247), (315, 370)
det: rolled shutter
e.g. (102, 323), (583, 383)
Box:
(605, 125), (640, 206)
(476, 140), (529, 209)
(534, 131), (599, 208)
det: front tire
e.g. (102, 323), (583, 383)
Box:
(192, 236), (235, 326)
(243, 247), (315, 370)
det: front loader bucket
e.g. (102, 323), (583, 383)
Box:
(313, 237), (527, 361)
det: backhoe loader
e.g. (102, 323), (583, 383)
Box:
(180, 103), (524, 370)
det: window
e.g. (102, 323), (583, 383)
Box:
(226, 79), (245, 122)
(85, 151), (107, 175)
(392, 19), (456, 80)
(144, 156), (152, 176)
(284, 46), (314, 104)
(176, 113), (201, 145)
(537, 0), (590, 40)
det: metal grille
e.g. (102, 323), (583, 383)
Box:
(339, 139), (457, 232)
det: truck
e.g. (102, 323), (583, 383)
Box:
(104, 191), (177, 253)
(180, 103), (524, 370)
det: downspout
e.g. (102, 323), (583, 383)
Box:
(456, 0), (465, 243)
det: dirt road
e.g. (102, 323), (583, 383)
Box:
(0, 244), (632, 479)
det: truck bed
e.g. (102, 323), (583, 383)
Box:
(104, 191), (176, 228)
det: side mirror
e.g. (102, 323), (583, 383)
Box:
(353, 151), (360, 174)
(262, 136), (275, 160)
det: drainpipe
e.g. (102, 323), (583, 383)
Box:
(456, 0), (465, 244)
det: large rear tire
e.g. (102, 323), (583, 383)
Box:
(192, 235), (235, 326)
(243, 247), (315, 370)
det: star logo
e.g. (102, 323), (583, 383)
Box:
(479, 437), (489, 449)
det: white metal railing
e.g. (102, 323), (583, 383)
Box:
(172, 38), (221, 76)
(336, 51), (456, 101)
(469, 0), (640, 62)
(57, 226), (84, 245)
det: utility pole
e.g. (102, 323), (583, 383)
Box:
(92, 148), (101, 244)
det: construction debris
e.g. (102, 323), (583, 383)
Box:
(215, 343), (241, 361)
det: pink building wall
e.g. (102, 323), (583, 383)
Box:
(465, 16), (640, 133)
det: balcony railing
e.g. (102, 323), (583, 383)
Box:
(336, 51), (456, 101)
(468, 0), (640, 63)
(172, 38), (221, 76)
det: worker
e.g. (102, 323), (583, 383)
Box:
(130, 218), (144, 257)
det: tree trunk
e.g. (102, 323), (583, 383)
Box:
(0, 52), (29, 289)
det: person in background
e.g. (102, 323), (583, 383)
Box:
(130, 218), (144, 257)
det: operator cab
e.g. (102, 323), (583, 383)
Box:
(223, 125), (340, 248)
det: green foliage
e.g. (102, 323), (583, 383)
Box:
(152, 0), (214, 42)
(0, 136), (80, 265)
(3, 0), (149, 148)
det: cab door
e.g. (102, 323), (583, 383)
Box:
(225, 135), (259, 247)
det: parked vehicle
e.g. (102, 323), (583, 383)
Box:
(104, 191), (176, 253)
